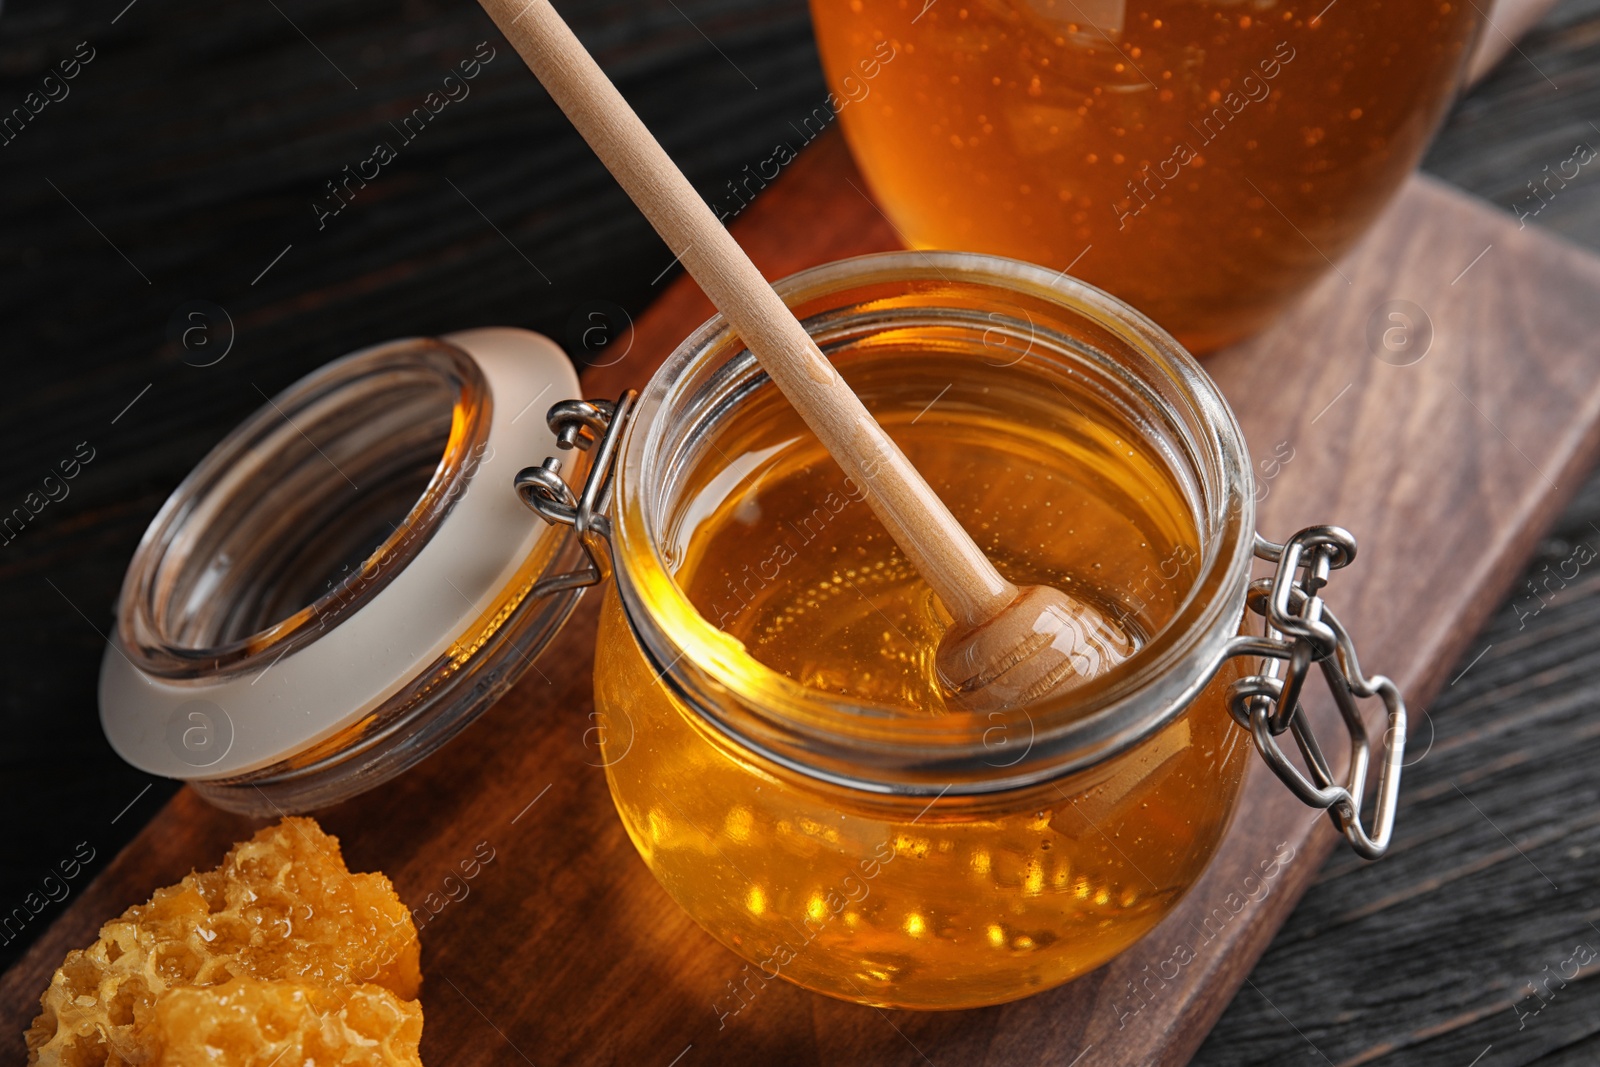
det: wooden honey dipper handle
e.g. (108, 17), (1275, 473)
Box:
(475, 0), (1013, 630)
(480, 0), (1136, 711)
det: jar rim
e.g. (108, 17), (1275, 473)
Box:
(116, 337), (489, 678)
(611, 250), (1257, 795)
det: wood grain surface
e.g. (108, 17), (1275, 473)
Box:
(1208, 8), (1600, 1060)
(4, 127), (1599, 1065)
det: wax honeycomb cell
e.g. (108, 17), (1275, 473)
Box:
(25, 817), (422, 1066)
(148, 977), (422, 1066)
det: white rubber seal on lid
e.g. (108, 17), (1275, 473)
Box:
(99, 327), (581, 779)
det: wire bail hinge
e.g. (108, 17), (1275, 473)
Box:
(513, 391), (638, 592)
(1222, 525), (1407, 860)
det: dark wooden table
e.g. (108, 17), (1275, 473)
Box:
(0, 0), (1597, 1064)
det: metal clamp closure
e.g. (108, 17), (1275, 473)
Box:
(516, 419), (1406, 857)
(1220, 525), (1406, 860)
(513, 392), (637, 594)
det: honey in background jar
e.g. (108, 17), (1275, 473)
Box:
(809, 0), (1481, 351)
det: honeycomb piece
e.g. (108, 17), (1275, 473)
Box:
(147, 977), (422, 1066)
(25, 817), (423, 1066)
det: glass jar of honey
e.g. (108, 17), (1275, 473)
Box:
(559, 250), (1404, 1007)
(100, 252), (1405, 1010)
(808, 0), (1483, 351)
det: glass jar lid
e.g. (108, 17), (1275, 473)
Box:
(99, 328), (582, 793)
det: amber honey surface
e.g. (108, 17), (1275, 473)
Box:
(809, 0), (1480, 350)
(595, 344), (1250, 1008)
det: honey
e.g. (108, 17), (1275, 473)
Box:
(809, 0), (1481, 351)
(595, 337), (1250, 1008)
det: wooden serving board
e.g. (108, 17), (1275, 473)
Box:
(5, 131), (1600, 1066)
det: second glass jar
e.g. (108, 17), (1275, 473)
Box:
(809, 0), (1482, 351)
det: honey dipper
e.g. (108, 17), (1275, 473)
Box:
(478, 0), (1135, 711)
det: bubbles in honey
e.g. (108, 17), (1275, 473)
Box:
(724, 806), (754, 842)
(810, 0), (1481, 350)
(673, 351), (1190, 714)
(745, 886), (768, 915)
